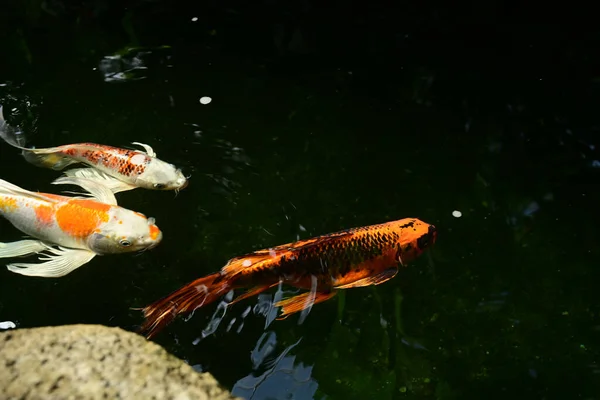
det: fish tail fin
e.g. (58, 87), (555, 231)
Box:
(0, 105), (75, 170)
(20, 151), (79, 171)
(138, 272), (231, 339)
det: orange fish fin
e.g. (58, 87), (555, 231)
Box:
(221, 253), (275, 275)
(279, 230), (353, 252)
(138, 272), (229, 339)
(274, 291), (337, 320)
(228, 283), (279, 306)
(334, 268), (398, 289)
(222, 231), (354, 275)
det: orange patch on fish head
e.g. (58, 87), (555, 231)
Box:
(56, 199), (111, 238)
(0, 196), (18, 213)
(149, 223), (161, 241)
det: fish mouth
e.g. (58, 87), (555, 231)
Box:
(429, 224), (437, 244)
(416, 224), (437, 250)
(144, 241), (161, 251)
(147, 231), (163, 249)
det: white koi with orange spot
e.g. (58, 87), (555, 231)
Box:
(0, 106), (188, 193)
(0, 176), (163, 278)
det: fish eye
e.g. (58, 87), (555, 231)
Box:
(119, 239), (132, 247)
(153, 183), (165, 189)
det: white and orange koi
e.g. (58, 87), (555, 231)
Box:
(0, 176), (163, 278)
(0, 106), (188, 194)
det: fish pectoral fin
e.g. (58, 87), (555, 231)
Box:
(0, 240), (51, 258)
(228, 283), (279, 306)
(59, 168), (136, 194)
(274, 291), (337, 320)
(334, 268), (398, 289)
(6, 247), (96, 278)
(52, 174), (119, 205)
(131, 142), (156, 157)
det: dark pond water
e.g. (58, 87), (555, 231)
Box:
(1, 2), (600, 399)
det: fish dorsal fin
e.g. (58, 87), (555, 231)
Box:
(221, 252), (275, 275)
(221, 230), (353, 275)
(273, 230), (352, 252)
(0, 178), (62, 204)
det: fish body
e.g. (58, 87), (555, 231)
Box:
(0, 176), (163, 277)
(139, 218), (437, 338)
(0, 106), (188, 193)
(25, 142), (188, 192)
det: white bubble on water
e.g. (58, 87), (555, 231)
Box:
(199, 96), (212, 104)
(452, 210), (462, 218)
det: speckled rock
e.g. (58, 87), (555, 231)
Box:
(0, 324), (239, 400)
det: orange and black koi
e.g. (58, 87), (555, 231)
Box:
(138, 217), (437, 339)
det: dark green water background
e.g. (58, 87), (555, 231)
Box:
(1, 2), (599, 399)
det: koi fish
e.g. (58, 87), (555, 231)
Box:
(139, 218), (437, 339)
(0, 106), (188, 194)
(0, 175), (163, 278)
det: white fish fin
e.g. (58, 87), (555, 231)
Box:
(0, 240), (51, 258)
(131, 141), (156, 157)
(60, 168), (136, 194)
(6, 246), (96, 278)
(0, 178), (60, 203)
(51, 175), (119, 205)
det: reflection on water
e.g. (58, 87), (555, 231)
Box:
(232, 331), (318, 400)
(182, 283), (320, 399)
(192, 284), (293, 344)
(97, 46), (172, 83)
(0, 90), (40, 148)
(184, 122), (253, 204)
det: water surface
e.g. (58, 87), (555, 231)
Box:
(1, 3), (599, 399)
